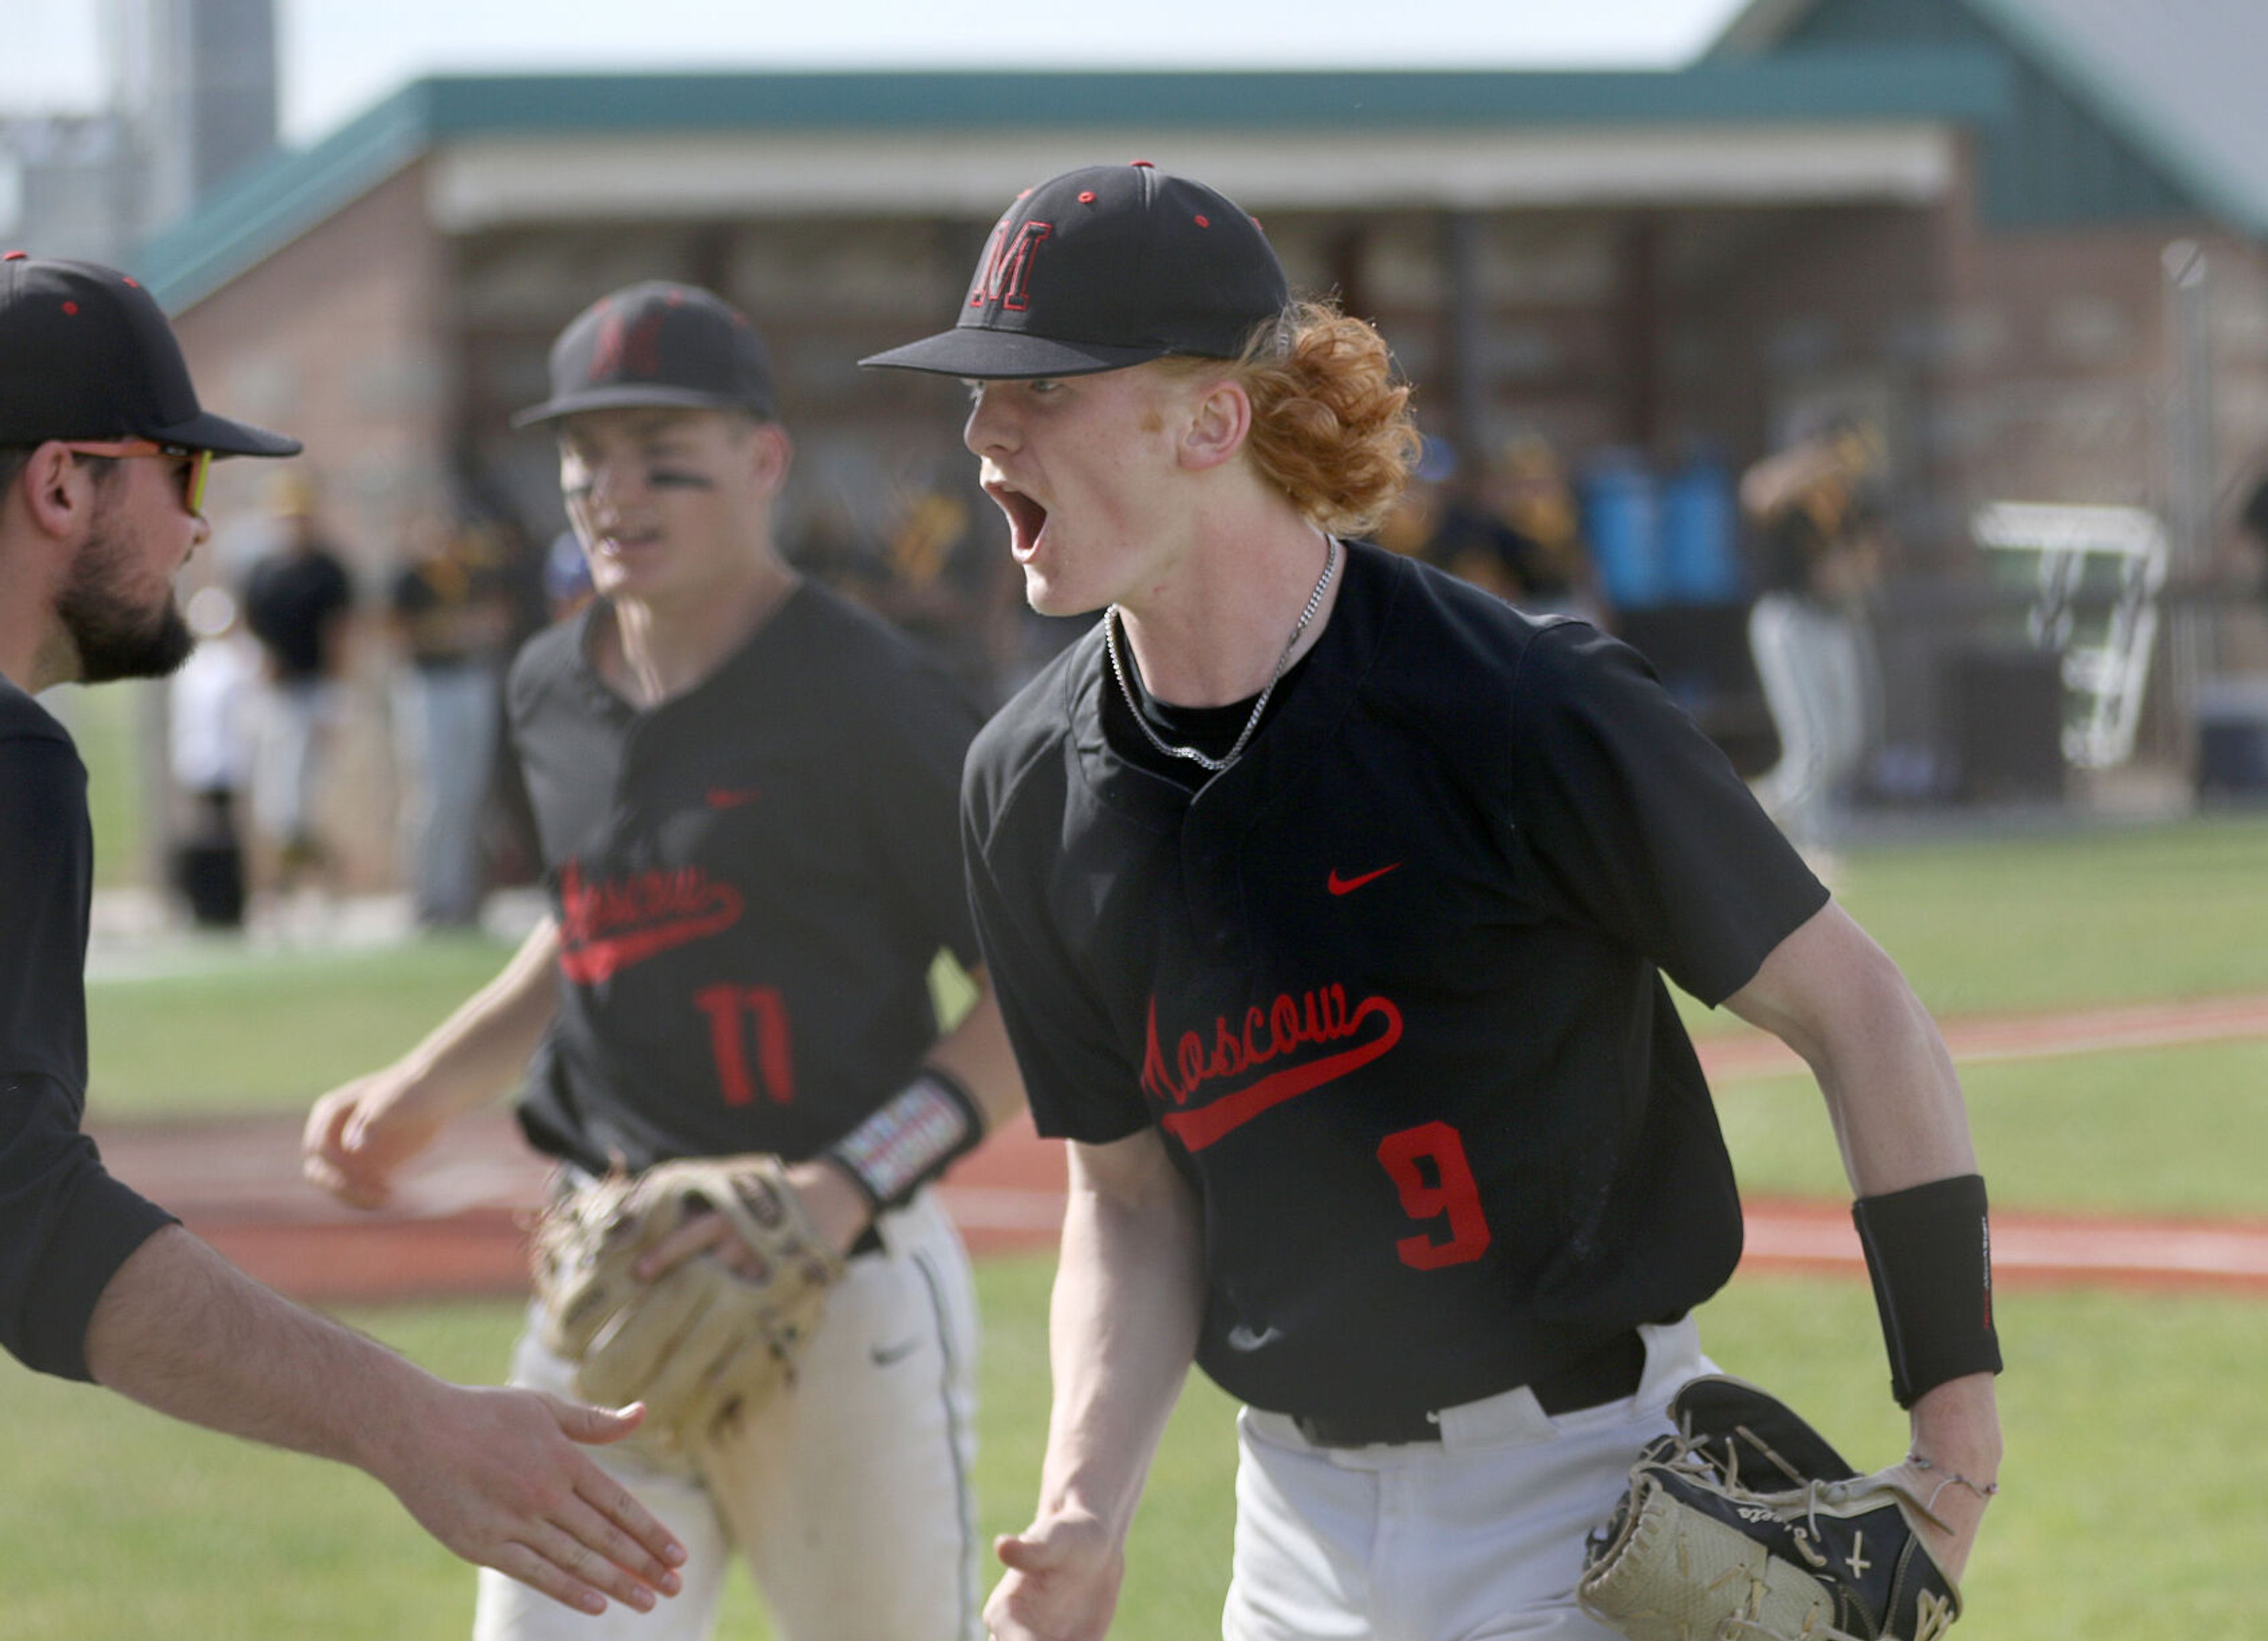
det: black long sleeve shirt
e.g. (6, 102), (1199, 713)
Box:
(1, 678), (177, 1380)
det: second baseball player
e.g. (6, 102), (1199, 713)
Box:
(305, 279), (1025, 1641)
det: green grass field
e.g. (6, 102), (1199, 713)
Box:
(2, 1273), (2260, 1639)
(43, 679), (151, 891)
(22, 813), (2268, 1635)
(83, 814), (2268, 1119)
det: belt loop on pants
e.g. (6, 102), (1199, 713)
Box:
(1288, 1328), (1650, 1448)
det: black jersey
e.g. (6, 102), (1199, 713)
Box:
(242, 545), (352, 680)
(0, 681), (178, 1380)
(963, 542), (1828, 1423)
(509, 583), (983, 1176)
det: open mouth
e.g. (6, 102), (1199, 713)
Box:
(985, 481), (1049, 559)
(590, 523), (660, 558)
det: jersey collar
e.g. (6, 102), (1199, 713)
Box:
(567, 581), (815, 722)
(1069, 539), (1402, 822)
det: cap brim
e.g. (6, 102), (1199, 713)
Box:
(859, 328), (1169, 379)
(151, 408), (302, 458)
(511, 384), (774, 429)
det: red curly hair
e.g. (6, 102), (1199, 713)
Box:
(1162, 298), (1420, 537)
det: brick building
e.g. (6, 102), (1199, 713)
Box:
(128, 0), (2268, 888)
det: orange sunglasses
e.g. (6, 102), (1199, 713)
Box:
(60, 439), (213, 515)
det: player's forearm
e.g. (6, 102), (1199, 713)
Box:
(790, 973), (1028, 1252)
(1904, 1372), (2001, 1583)
(83, 1225), (434, 1468)
(1034, 1139), (1205, 1541)
(1729, 903), (1977, 1195)
(923, 972), (1026, 1134)
(1909, 1373), (2001, 1472)
(1807, 976), (1975, 1197)
(393, 914), (563, 1113)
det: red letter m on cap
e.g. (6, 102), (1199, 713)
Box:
(969, 221), (1052, 312)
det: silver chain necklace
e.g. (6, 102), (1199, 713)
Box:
(1103, 535), (1340, 776)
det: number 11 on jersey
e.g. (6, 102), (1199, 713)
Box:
(1376, 1121), (1492, 1270)
(693, 984), (796, 1106)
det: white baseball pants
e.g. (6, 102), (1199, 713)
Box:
(1224, 1317), (1709, 1640)
(472, 1188), (981, 1641)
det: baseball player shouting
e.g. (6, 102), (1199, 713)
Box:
(304, 282), (1024, 1641)
(865, 164), (2002, 1640)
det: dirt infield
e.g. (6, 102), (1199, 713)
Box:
(90, 991), (2268, 1306)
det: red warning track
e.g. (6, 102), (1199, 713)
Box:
(89, 991), (2268, 1306)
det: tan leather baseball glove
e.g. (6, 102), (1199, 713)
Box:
(532, 1157), (846, 1453)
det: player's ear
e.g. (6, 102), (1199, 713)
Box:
(1178, 377), (1252, 474)
(12, 442), (97, 544)
(739, 418), (794, 496)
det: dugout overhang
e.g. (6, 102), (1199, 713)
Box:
(134, 54), (2013, 314)
(425, 123), (1963, 233)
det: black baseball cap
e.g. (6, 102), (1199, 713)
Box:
(514, 281), (778, 427)
(861, 163), (1288, 380)
(0, 253), (300, 455)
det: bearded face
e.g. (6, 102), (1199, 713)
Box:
(54, 507), (197, 684)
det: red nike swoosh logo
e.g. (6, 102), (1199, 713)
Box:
(1327, 863), (1402, 896)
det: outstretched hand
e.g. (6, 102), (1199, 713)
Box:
(301, 1070), (448, 1210)
(372, 1385), (687, 1617)
(984, 1511), (1124, 1641)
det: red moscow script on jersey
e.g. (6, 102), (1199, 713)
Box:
(556, 861), (744, 984)
(1143, 985), (1404, 1152)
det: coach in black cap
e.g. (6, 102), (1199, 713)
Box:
(0, 253), (687, 1619)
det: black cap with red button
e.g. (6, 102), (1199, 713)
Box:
(860, 162), (1288, 380)
(0, 253), (300, 455)
(513, 281), (778, 428)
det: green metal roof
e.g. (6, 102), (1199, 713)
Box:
(138, 54), (2012, 312)
(1712, 0), (2268, 236)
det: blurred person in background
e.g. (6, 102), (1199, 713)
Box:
(1418, 445), (1540, 603)
(2234, 467), (2268, 608)
(1486, 434), (1598, 620)
(861, 483), (1024, 709)
(1392, 435), (1594, 617)
(389, 511), (516, 928)
(166, 584), (258, 927)
(0, 251), (686, 1617)
(242, 470), (354, 895)
(543, 525), (597, 622)
(1741, 416), (1887, 851)
(1371, 434), (1454, 558)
